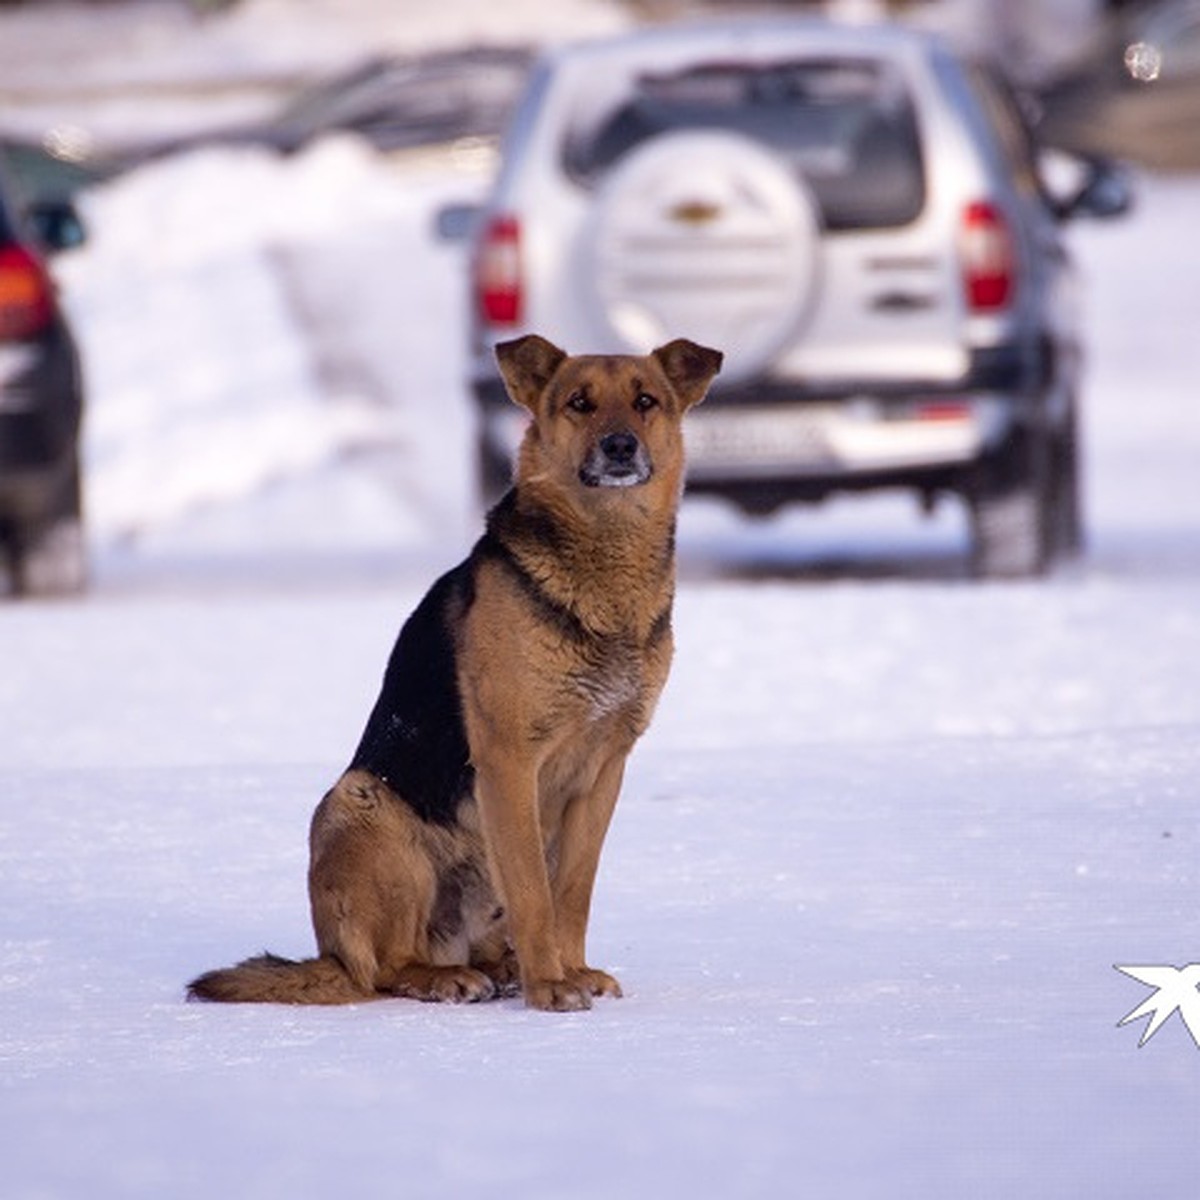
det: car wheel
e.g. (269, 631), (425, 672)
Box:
(11, 458), (87, 598)
(13, 516), (87, 597)
(1049, 406), (1085, 558)
(968, 433), (1053, 580)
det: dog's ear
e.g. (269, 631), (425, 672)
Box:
(495, 335), (568, 413)
(651, 339), (723, 410)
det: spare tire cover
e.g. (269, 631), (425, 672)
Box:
(587, 129), (821, 383)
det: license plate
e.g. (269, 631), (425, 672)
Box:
(684, 406), (835, 473)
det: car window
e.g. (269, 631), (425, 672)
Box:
(561, 57), (925, 231)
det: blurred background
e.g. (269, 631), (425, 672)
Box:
(0, 0), (1197, 591)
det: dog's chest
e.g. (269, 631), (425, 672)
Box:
(568, 634), (658, 726)
(575, 655), (639, 722)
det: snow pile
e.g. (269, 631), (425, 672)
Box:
(58, 137), (486, 554)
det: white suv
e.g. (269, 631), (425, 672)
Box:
(467, 18), (1129, 576)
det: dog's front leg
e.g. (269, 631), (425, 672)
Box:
(474, 756), (592, 1011)
(552, 751), (627, 1000)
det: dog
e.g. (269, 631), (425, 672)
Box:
(188, 334), (722, 1011)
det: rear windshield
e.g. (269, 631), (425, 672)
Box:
(562, 58), (925, 231)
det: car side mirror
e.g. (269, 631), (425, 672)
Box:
(26, 198), (87, 253)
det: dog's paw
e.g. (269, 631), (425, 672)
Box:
(567, 967), (623, 999)
(523, 977), (593, 1012)
(474, 948), (521, 998)
(391, 964), (496, 1004)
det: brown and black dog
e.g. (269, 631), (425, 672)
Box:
(188, 334), (721, 1011)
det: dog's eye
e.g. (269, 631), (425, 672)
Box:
(566, 390), (595, 415)
(633, 393), (658, 414)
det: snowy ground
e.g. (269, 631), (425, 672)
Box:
(4, 8), (1200, 1197)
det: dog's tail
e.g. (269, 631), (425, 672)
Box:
(187, 952), (370, 1005)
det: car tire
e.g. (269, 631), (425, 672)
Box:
(968, 432), (1053, 580)
(10, 458), (87, 598)
(13, 516), (87, 597)
(1049, 406), (1085, 558)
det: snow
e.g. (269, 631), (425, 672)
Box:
(58, 137), (483, 554)
(4, 8), (1200, 1198)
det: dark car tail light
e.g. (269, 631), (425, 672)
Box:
(475, 214), (523, 326)
(961, 201), (1016, 313)
(0, 243), (56, 340)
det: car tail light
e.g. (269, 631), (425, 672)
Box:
(960, 202), (1015, 313)
(475, 214), (522, 326)
(0, 243), (56, 339)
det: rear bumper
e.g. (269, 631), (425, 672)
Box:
(682, 393), (1012, 481)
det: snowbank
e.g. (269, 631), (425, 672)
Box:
(58, 137), (486, 554)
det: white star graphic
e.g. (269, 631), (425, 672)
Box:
(1115, 963), (1200, 1048)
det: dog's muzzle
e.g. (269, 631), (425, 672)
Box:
(580, 429), (653, 488)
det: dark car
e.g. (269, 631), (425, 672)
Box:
(0, 162), (87, 596)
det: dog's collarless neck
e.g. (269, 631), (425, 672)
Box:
(480, 490), (675, 643)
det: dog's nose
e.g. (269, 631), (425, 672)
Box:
(600, 430), (639, 465)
